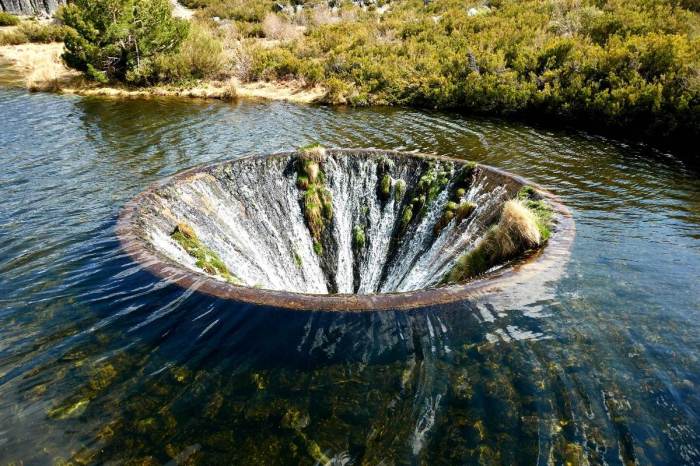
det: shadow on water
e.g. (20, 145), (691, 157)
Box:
(0, 86), (699, 464)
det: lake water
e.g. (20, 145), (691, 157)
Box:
(1, 80), (699, 464)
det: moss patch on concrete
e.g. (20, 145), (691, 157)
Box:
(171, 223), (241, 285)
(296, 145), (333, 255)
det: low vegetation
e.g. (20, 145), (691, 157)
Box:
(0, 21), (67, 46)
(352, 225), (366, 250)
(178, 0), (700, 150)
(445, 186), (552, 283)
(296, 144), (333, 255)
(435, 162), (477, 234)
(171, 222), (242, 284)
(2, 0), (697, 150)
(0, 12), (20, 27)
(399, 161), (452, 233)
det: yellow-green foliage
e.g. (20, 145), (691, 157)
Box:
(296, 145), (332, 254)
(152, 22), (225, 82)
(298, 143), (327, 162)
(0, 29), (27, 45)
(455, 201), (477, 221)
(0, 12), (20, 26)
(435, 200), (476, 234)
(401, 204), (414, 230)
(435, 161), (477, 234)
(185, 0), (273, 22)
(402, 162), (452, 233)
(0, 21), (68, 45)
(380, 174), (392, 201)
(353, 225), (366, 249)
(395, 179), (407, 200)
(171, 223), (241, 284)
(446, 197), (550, 283)
(241, 0), (700, 147)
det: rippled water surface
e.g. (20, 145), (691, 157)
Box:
(1, 80), (699, 465)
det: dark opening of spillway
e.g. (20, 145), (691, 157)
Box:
(117, 149), (573, 311)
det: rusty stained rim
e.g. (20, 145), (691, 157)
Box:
(115, 149), (575, 312)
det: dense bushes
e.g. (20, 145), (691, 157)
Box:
(61, 0), (190, 83)
(214, 0), (698, 147)
(6, 0), (697, 148)
(151, 23), (225, 81)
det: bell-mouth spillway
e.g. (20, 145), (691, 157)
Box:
(116, 149), (574, 311)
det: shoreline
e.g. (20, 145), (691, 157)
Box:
(0, 42), (326, 104)
(0, 41), (695, 163)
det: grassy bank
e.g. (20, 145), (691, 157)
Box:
(1, 1), (698, 154)
(187, 0), (700, 154)
(0, 12), (322, 102)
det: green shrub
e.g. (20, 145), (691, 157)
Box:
(61, 0), (189, 84)
(153, 23), (225, 82)
(244, 0), (700, 149)
(0, 12), (20, 26)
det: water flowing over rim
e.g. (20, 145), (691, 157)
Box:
(116, 149), (575, 311)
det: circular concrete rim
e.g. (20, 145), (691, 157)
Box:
(116, 149), (575, 312)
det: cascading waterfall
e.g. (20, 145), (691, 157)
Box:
(122, 149), (566, 305)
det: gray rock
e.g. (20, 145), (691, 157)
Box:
(0, 0), (66, 16)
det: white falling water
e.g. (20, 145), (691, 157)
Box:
(139, 150), (522, 294)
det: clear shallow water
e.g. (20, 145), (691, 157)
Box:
(0, 82), (699, 465)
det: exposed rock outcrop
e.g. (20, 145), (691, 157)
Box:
(0, 0), (66, 16)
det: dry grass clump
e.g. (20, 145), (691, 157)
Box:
(262, 13), (303, 41)
(0, 42), (80, 92)
(0, 21), (68, 45)
(298, 143), (327, 162)
(0, 29), (28, 46)
(493, 200), (541, 256)
(310, 6), (340, 26)
(446, 199), (548, 283)
(218, 80), (237, 101)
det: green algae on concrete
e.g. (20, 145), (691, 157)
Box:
(171, 223), (241, 285)
(434, 162), (477, 235)
(296, 145), (333, 255)
(353, 225), (366, 250)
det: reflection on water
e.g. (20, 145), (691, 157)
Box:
(1, 83), (699, 464)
